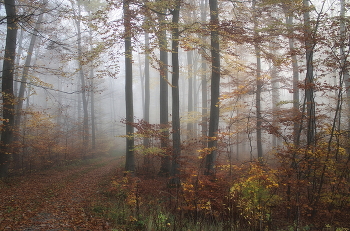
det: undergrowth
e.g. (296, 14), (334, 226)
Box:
(99, 157), (350, 231)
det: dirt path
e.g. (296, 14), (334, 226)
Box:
(0, 156), (121, 230)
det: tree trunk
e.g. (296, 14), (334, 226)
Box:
(90, 69), (96, 151)
(0, 0), (17, 177)
(270, 49), (280, 148)
(124, 0), (135, 173)
(14, 28), (24, 97)
(187, 50), (194, 139)
(75, 1), (89, 156)
(143, 31), (151, 166)
(170, 0), (181, 184)
(252, 0), (263, 161)
(13, 0), (47, 167)
(205, 0), (220, 175)
(156, 5), (170, 175)
(303, 0), (316, 147)
(285, 14), (300, 146)
(88, 20), (96, 152)
(340, 0), (350, 154)
(201, 0), (208, 147)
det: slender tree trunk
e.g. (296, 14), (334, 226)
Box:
(75, 1), (89, 155)
(303, 0), (316, 147)
(193, 51), (198, 137)
(124, 0), (135, 172)
(170, 0), (181, 184)
(144, 33), (150, 127)
(14, 28), (24, 97)
(90, 69), (96, 151)
(13, 0), (46, 167)
(156, 5), (170, 175)
(187, 50), (194, 139)
(15, 0), (46, 124)
(285, 14), (300, 146)
(252, 0), (263, 160)
(201, 0), (208, 147)
(205, 0), (220, 175)
(143, 32), (151, 166)
(340, 0), (350, 155)
(271, 54), (280, 148)
(284, 8), (301, 222)
(0, 0), (17, 177)
(88, 20), (96, 152)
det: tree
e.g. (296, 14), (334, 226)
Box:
(187, 50), (194, 139)
(303, 0), (316, 147)
(0, 0), (18, 177)
(143, 31), (151, 164)
(284, 7), (300, 146)
(124, 0), (135, 172)
(156, 1), (170, 175)
(170, 0), (181, 184)
(14, 0), (47, 168)
(200, 0), (208, 147)
(205, 0), (220, 175)
(252, 0), (263, 160)
(71, 0), (89, 156)
(339, 0), (350, 148)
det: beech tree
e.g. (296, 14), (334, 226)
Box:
(200, 0), (208, 147)
(303, 0), (316, 147)
(252, 0), (263, 160)
(124, 0), (135, 172)
(170, 0), (181, 184)
(13, 0), (48, 168)
(0, 0), (17, 177)
(205, 0), (220, 175)
(156, 1), (170, 175)
(73, 0), (90, 156)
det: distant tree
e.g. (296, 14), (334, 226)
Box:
(187, 50), (194, 139)
(71, 0), (89, 156)
(200, 0), (208, 147)
(205, 0), (220, 175)
(143, 31), (150, 164)
(252, 0), (263, 160)
(0, 0), (17, 177)
(285, 11), (300, 146)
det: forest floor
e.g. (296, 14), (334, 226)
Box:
(0, 155), (122, 230)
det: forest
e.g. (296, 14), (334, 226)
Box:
(1, 0), (350, 230)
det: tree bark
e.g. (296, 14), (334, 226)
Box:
(13, 0), (47, 167)
(201, 0), (208, 147)
(170, 0), (181, 184)
(252, 0), (263, 160)
(144, 32), (150, 140)
(75, 1), (89, 156)
(156, 4), (170, 175)
(124, 0), (135, 172)
(340, 0), (350, 154)
(0, 0), (17, 177)
(187, 50), (194, 139)
(303, 0), (316, 147)
(143, 31), (151, 166)
(205, 0), (220, 175)
(285, 14), (300, 146)
(270, 47), (280, 148)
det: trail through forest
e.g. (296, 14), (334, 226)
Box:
(0, 155), (120, 230)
